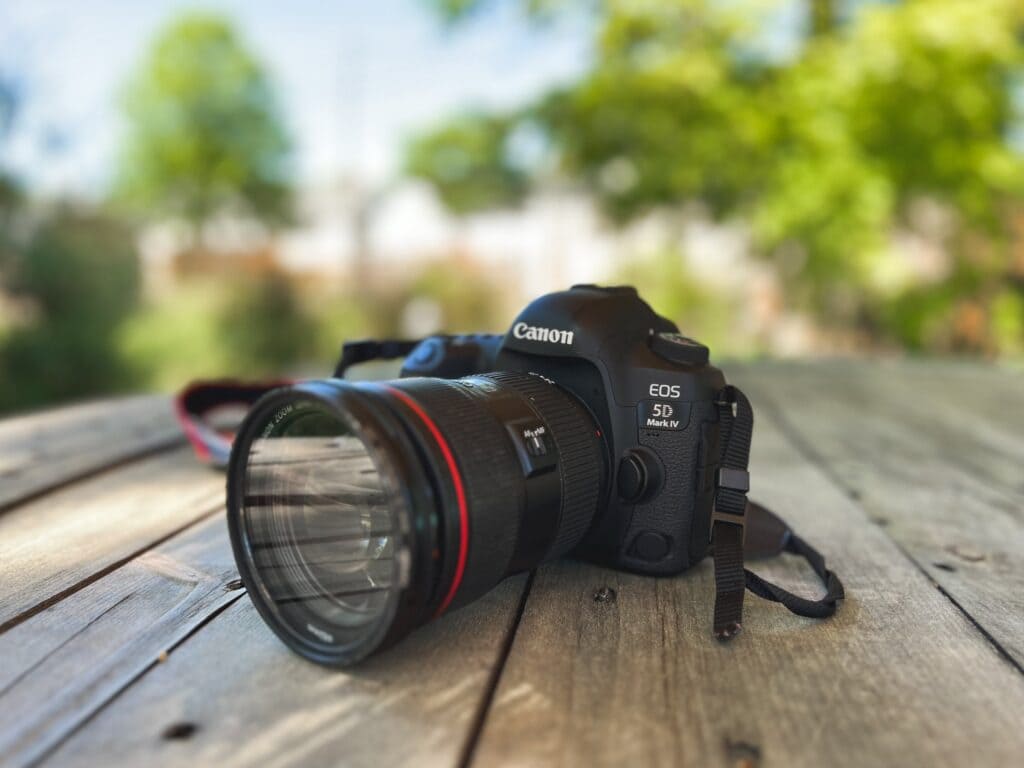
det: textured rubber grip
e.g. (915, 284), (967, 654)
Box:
(390, 378), (525, 610)
(482, 372), (605, 559)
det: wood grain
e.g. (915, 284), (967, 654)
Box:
(0, 516), (241, 768)
(3, 363), (1024, 768)
(470, 396), (1024, 768)
(734, 360), (1024, 668)
(0, 396), (182, 511)
(0, 447), (224, 630)
(43, 575), (528, 768)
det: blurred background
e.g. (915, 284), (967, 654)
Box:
(1, 0), (1022, 415)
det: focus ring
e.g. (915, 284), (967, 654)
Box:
(482, 372), (605, 559)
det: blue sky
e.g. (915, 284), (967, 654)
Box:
(0, 0), (592, 198)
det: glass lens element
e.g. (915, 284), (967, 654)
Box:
(241, 402), (398, 645)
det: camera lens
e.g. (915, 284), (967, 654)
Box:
(227, 373), (606, 666)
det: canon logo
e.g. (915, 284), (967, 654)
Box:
(512, 322), (575, 346)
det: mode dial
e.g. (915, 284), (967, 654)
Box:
(649, 332), (710, 366)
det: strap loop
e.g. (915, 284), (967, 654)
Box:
(711, 384), (844, 640)
(744, 534), (845, 619)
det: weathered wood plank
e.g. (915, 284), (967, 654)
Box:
(0, 448), (224, 630)
(0, 395), (182, 511)
(42, 574), (528, 768)
(742, 360), (1024, 501)
(735, 361), (1024, 668)
(0, 516), (241, 768)
(470, 398), (1024, 767)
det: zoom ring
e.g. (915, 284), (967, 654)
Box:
(483, 371), (605, 559)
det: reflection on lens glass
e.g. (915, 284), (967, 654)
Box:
(242, 402), (397, 645)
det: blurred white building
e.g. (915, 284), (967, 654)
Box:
(137, 176), (821, 353)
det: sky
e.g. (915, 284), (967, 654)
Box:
(0, 0), (592, 199)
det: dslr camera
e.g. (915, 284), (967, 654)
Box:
(225, 284), (841, 666)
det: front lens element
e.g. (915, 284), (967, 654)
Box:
(238, 399), (404, 657)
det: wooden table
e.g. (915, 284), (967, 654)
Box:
(2, 361), (1023, 768)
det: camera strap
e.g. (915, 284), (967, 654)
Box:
(710, 385), (845, 639)
(176, 379), (293, 468)
(176, 340), (424, 468)
(333, 339), (423, 378)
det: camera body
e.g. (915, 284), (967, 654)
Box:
(400, 284), (726, 576)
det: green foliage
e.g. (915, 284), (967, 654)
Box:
(114, 13), (292, 227)
(425, 0), (573, 23)
(405, 259), (511, 331)
(115, 260), (508, 391)
(217, 273), (319, 374)
(616, 249), (755, 357)
(406, 113), (530, 213)
(119, 275), (323, 388)
(412, 0), (1024, 355)
(0, 210), (141, 412)
(118, 281), (236, 389)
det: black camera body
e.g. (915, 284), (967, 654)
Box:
(401, 284), (725, 576)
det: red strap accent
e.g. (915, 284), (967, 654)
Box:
(175, 379), (292, 467)
(384, 386), (469, 618)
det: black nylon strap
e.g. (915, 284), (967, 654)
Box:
(711, 385), (844, 639)
(333, 339), (422, 378)
(744, 534), (845, 619)
(711, 520), (746, 638)
(711, 385), (752, 639)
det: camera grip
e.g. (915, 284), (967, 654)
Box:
(616, 400), (719, 575)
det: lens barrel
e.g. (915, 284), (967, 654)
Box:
(227, 371), (606, 666)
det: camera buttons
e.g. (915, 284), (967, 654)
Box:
(631, 531), (672, 562)
(650, 332), (710, 366)
(505, 419), (557, 477)
(617, 453), (647, 501)
(617, 448), (663, 502)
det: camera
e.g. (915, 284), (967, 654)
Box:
(400, 284), (724, 575)
(225, 284), (842, 667)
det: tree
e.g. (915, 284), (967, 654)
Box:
(0, 69), (25, 228)
(0, 210), (142, 412)
(406, 112), (530, 213)
(217, 271), (318, 374)
(409, 0), (1024, 354)
(114, 13), (292, 231)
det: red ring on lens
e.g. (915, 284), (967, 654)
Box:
(383, 386), (468, 617)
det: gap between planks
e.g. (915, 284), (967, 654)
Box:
(0, 447), (227, 633)
(35, 573), (531, 768)
(0, 395), (185, 513)
(467, 377), (1024, 768)
(456, 570), (536, 768)
(754, 385), (1024, 678)
(0, 397), (531, 768)
(734, 361), (1024, 672)
(7, 365), (1024, 768)
(0, 515), (247, 767)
